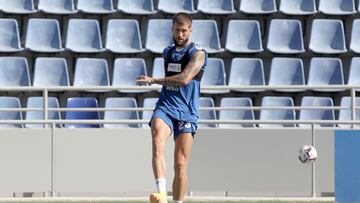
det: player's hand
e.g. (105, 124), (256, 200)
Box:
(136, 75), (154, 85)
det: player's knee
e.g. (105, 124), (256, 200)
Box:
(174, 157), (188, 176)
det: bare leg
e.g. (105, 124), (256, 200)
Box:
(172, 133), (193, 201)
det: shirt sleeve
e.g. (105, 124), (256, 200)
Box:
(188, 43), (206, 59)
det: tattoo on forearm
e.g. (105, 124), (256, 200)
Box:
(153, 75), (185, 87)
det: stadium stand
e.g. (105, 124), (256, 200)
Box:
(279, 0), (317, 15)
(0, 57), (30, 87)
(259, 96), (296, 128)
(225, 20), (263, 53)
(239, 0), (277, 14)
(25, 97), (61, 129)
(350, 19), (360, 53)
(65, 97), (100, 128)
(117, 0), (156, 14)
(199, 97), (217, 128)
(37, 0), (77, 14)
(228, 58), (265, 92)
(151, 58), (165, 92)
(33, 57), (70, 87)
(348, 57), (360, 89)
(0, 19), (23, 52)
(338, 96), (360, 128)
(197, 0), (235, 14)
(146, 19), (172, 54)
(218, 97), (255, 128)
(318, 0), (356, 15)
(76, 0), (116, 14)
(73, 58), (110, 90)
(299, 96), (335, 128)
(142, 97), (158, 128)
(0, 97), (22, 128)
(192, 20), (224, 53)
(157, 0), (196, 14)
(200, 58), (228, 94)
(25, 19), (64, 53)
(0, 0), (37, 14)
(103, 97), (140, 128)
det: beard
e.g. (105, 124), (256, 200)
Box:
(173, 36), (189, 47)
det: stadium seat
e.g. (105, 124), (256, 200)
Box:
(77, 0), (115, 14)
(192, 20), (224, 53)
(350, 19), (360, 53)
(348, 57), (360, 91)
(25, 97), (61, 129)
(145, 19), (172, 54)
(197, 0), (235, 14)
(142, 97), (158, 128)
(0, 57), (30, 87)
(308, 57), (345, 92)
(228, 58), (265, 92)
(0, 0), (36, 14)
(73, 58), (110, 91)
(33, 57), (70, 87)
(103, 98), (140, 128)
(299, 97), (335, 128)
(105, 19), (145, 53)
(225, 20), (263, 53)
(152, 58), (165, 91)
(279, 0), (317, 15)
(25, 19), (64, 53)
(38, 0), (77, 14)
(267, 19), (305, 54)
(0, 97), (22, 128)
(199, 97), (217, 128)
(0, 19), (23, 52)
(309, 19), (347, 54)
(117, 0), (156, 15)
(200, 58), (228, 94)
(157, 0), (196, 14)
(219, 97), (255, 128)
(112, 58), (149, 93)
(65, 19), (105, 53)
(239, 0), (277, 14)
(318, 0), (356, 15)
(65, 97), (100, 128)
(268, 58), (305, 92)
(338, 96), (360, 128)
(259, 96), (296, 128)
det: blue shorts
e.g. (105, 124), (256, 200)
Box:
(149, 109), (198, 140)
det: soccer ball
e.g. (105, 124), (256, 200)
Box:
(298, 144), (317, 163)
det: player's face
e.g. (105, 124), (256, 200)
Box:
(172, 22), (192, 47)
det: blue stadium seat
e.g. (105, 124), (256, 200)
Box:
(73, 58), (110, 90)
(0, 57), (30, 87)
(66, 19), (105, 53)
(104, 97), (140, 128)
(199, 97), (217, 128)
(112, 58), (149, 93)
(117, 0), (156, 15)
(33, 57), (70, 87)
(350, 19), (360, 53)
(279, 0), (317, 15)
(142, 97), (158, 128)
(0, 19), (23, 52)
(228, 58), (265, 92)
(192, 20), (224, 53)
(259, 96), (296, 128)
(348, 57), (360, 90)
(65, 97), (100, 128)
(267, 19), (305, 54)
(308, 57), (345, 92)
(77, 0), (115, 14)
(158, 0), (196, 14)
(225, 20), (263, 53)
(268, 58), (305, 92)
(318, 0), (356, 15)
(338, 96), (360, 128)
(0, 97), (22, 128)
(38, 0), (77, 14)
(152, 57), (165, 91)
(219, 97), (255, 128)
(299, 97), (335, 128)
(25, 97), (61, 129)
(106, 19), (145, 53)
(197, 0), (235, 14)
(309, 19), (347, 54)
(25, 19), (64, 53)
(0, 0), (36, 14)
(239, 0), (277, 14)
(200, 58), (228, 94)
(145, 19), (172, 54)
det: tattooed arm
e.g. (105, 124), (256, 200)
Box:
(136, 50), (205, 87)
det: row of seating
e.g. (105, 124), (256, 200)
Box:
(1, 0), (359, 15)
(3, 18), (360, 54)
(0, 96), (358, 129)
(1, 56), (359, 93)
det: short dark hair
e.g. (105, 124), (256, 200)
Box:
(172, 12), (192, 27)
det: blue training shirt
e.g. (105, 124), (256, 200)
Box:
(155, 42), (208, 124)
